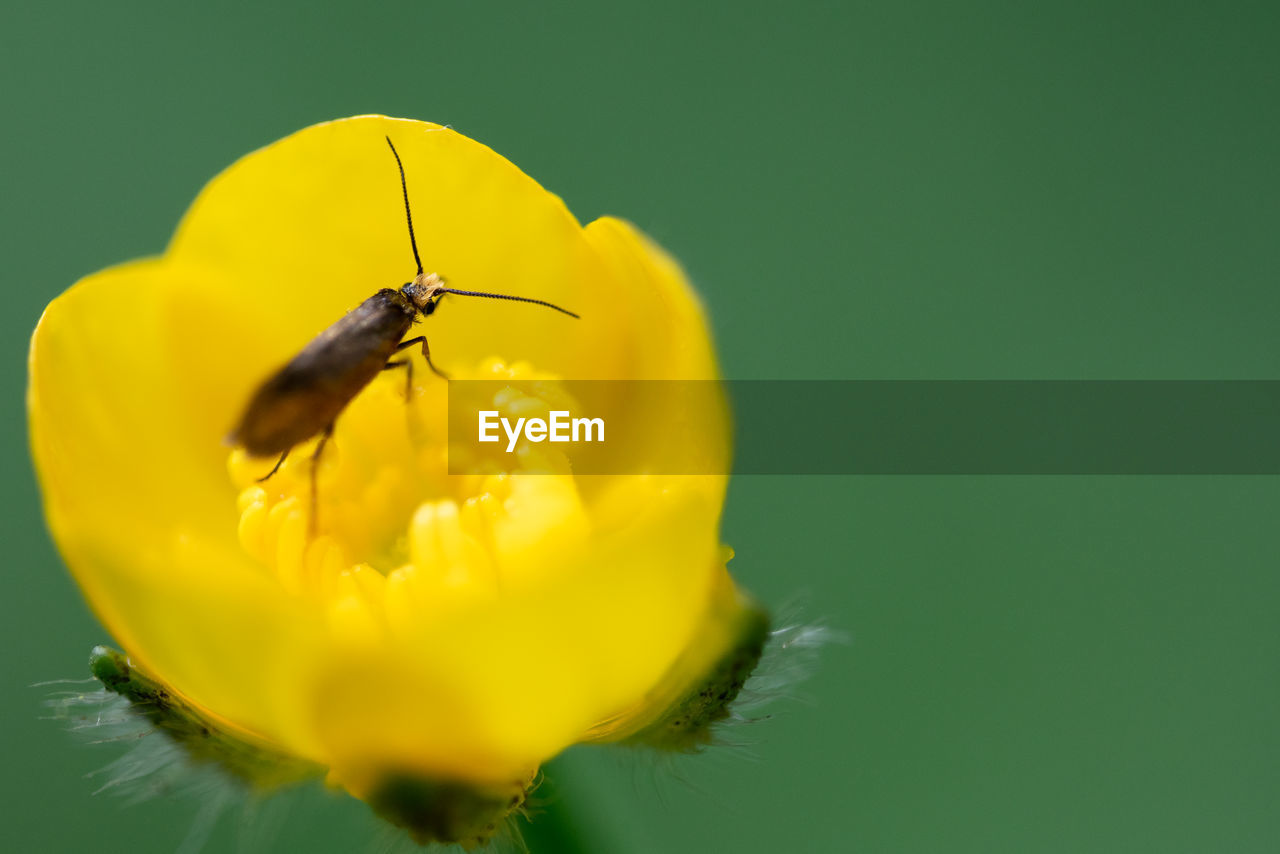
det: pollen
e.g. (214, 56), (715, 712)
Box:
(226, 356), (589, 616)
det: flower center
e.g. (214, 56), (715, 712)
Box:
(227, 356), (586, 601)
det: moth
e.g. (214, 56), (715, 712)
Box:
(228, 136), (578, 526)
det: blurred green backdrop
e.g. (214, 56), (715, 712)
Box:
(3, 1), (1278, 852)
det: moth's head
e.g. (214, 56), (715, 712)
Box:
(402, 272), (448, 316)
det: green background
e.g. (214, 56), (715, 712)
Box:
(3, 1), (1278, 851)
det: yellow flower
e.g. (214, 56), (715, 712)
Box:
(29, 116), (766, 843)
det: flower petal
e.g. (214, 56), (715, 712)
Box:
(167, 116), (630, 410)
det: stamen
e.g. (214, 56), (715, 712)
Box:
(227, 357), (577, 607)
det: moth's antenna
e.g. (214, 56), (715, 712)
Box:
(442, 288), (580, 319)
(385, 136), (423, 276)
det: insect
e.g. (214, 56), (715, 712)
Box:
(228, 136), (579, 529)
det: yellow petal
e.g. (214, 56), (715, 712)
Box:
(167, 116), (629, 404)
(582, 215), (720, 380)
(320, 474), (724, 782)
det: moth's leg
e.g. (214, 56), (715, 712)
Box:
(308, 423), (334, 537)
(395, 335), (449, 380)
(256, 449), (289, 483)
(383, 358), (413, 399)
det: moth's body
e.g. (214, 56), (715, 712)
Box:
(229, 274), (441, 456)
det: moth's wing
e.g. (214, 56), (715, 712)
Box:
(229, 291), (414, 455)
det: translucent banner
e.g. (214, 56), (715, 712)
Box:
(446, 381), (1280, 474)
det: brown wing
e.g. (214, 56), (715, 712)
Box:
(229, 289), (416, 456)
